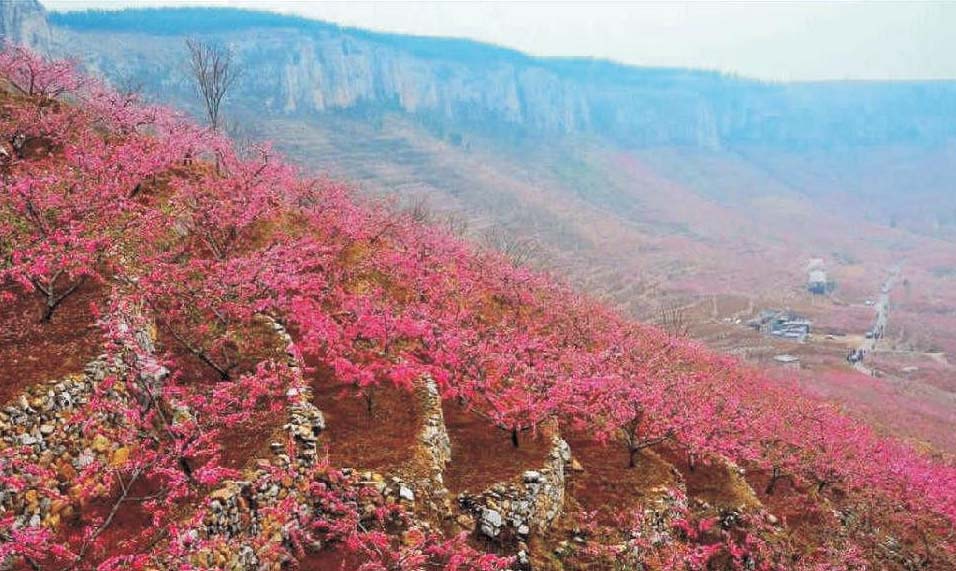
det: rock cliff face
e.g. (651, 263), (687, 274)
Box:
(24, 6), (956, 149)
(257, 36), (590, 135)
(0, 0), (49, 50)
(46, 13), (595, 138)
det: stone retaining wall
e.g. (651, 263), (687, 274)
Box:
(2, 313), (581, 570)
(458, 435), (572, 542)
(175, 317), (327, 568)
(0, 356), (131, 543)
(267, 318), (325, 470)
(416, 377), (452, 484)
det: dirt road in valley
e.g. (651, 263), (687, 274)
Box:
(851, 266), (901, 375)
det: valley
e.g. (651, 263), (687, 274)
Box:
(248, 112), (956, 454)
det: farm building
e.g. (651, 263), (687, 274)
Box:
(748, 309), (813, 342)
(808, 269), (830, 294)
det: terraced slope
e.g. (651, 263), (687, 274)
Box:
(3, 47), (956, 571)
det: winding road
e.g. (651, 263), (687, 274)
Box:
(851, 266), (901, 375)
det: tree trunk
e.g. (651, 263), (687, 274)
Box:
(179, 456), (194, 480)
(196, 350), (231, 381)
(36, 277), (84, 323)
(628, 447), (638, 468)
(41, 297), (56, 322)
(765, 467), (781, 495)
(162, 323), (232, 381)
(511, 427), (519, 448)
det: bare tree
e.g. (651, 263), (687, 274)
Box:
(116, 69), (145, 100)
(441, 211), (470, 237)
(404, 194), (433, 224)
(658, 302), (691, 338)
(401, 194), (474, 238)
(186, 39), (240, 131)
(481, 225), (541, 267)
(223, 116), (260, 158)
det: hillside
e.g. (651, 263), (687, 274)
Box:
(27, 4), (956, 349)
(247, 111), (956, 459)
(2, 46), (956, 571)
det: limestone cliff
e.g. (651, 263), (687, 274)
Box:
(3, 5), (955, 149)
(0, 0), (50, 50)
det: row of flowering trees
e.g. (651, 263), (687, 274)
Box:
(2, 45), (955, 569)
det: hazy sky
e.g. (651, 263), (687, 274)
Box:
(43, 1), (956, 81)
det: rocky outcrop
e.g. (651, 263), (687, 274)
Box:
(0, 0), (50, 51)
(265, 318), (325, 468)
(458, 436), (572, 542)
(35, 7), (956, 149)
(415, 376), (451, 486)
(0, 359), (114, 536)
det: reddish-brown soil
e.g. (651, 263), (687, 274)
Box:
(442, 402), (552, 494)
(660, 447), (760, 510)
(67, 483), (160, 566)
(746, 468), (891, 566)
(564, 436), (676, 522)
(156, 319), (291, 471)
(155, 327), (223, 385)
(154, 319), (284, 385)
(0, 282), (104, 404)
(742, 468), (842, 556)
(310, 376), (420, 472)
(296, 547), (362, 570)
(219, 408), (288, 471)
(16, 475), (167, 571)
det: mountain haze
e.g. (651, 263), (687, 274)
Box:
(0, 1), (952, 319)
(46, 7), (956, 149)
(0, 0), (48, 49)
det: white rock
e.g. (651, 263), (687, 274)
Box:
(313, 411), (326, 432)
(480, 508), (503, 537)
(399, 485), (415, 502)
(76, 450), (95, 468)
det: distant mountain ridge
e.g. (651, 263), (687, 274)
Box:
(3, 2), (955, 245)
(30, 5), (956, 149)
